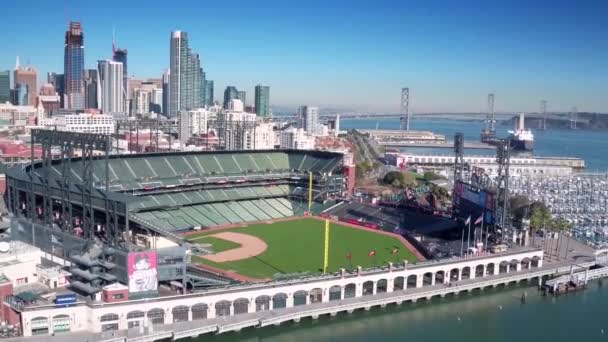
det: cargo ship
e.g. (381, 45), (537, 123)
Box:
(508, 113), (534, 151)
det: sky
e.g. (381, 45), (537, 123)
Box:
(1, 0), (607, 113)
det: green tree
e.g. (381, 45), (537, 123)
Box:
(423, 171), (445, 181)
(529, 201), (551, 231)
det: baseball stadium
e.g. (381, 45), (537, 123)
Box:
(3, 131), (547, 339)
(5, 130), (421, 292)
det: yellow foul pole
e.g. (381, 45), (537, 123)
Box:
(323, 219), (330, 273)
(308, 171), (313, 212)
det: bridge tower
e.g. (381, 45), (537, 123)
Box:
(570, 106), (578, 129)
(480, 93), (496, 143)
(540, 100), (547, 130)
(400, 87), (410, 131)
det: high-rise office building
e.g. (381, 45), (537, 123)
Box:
(15, 84), (28, 106)
(223, 86), (239, 109)
(47, 72), (65, 107)
(0, 71), (9, 103)
(150, 88), (163, 114)
(64, 22), (85, 109)
(299, 106), (319, 133)
(169, 31), (203, 117)
(97, 60), (124, 114)
(204, 80), (214, 107)
(162, 69), (170, 116)
(14, 65), (37, 106)
(84, 69), (98, 109)
(112, 47), (128, 100)
(238, 91), (246, 106)
(254, 85), (270, 117)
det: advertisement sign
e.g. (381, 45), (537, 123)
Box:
(127, 251), (158, 293)
(453, 180), (495, 225)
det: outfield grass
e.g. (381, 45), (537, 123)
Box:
(188, 218), (418, 279)
(189, 236), (241, 253)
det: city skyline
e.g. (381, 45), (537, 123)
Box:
(1, 0), (607, 113)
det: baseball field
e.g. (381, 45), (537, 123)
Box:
(187, 217), (420, 279)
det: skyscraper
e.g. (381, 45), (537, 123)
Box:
(14, 64), (37, 106)
(84, 69), (98, 109)
(223, 86), (238, 109)
(204, 80), (214, 107)
(299, 106), (319, 134)
(254, 85), (270, 117)
(238, 91), (246, 106)
(0, 71), (10, 104)
(64, 21), (85, 109)
(97, 60), (124, 114)
(47, 72), (64, 107)
(169, 31), (203, 117)
(162, 69), (170, 116)
(15, 84), (28, 106)
(112, 47), (128, 99)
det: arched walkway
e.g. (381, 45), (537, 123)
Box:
(499, 261), (509, 274)
(294, 290), (308, 306)
(191, 303), (208, 320)
(486, 263), (495, 276)
(461, 266), (471, 280)
(329, 285), (342, 301)
(521, 258), (531, 270)
(377, 279), (388, 293)
(362, 281), (374, 296)
(309, 288), (323, 303)
(233, 298), (250, 315)
(475, 264), (485, 277)
(450, 268), (460, 281)
(435, 271), (446, 284)
(531, 256), (541, 268)
(394, 276), (405, 291)
(255, 295), (271, 311)
(423, 272), (434, 286)
(272, 293), (288, 309)
(510, 259), (520, 272)
(344, 283), (356, 298)
(172, 305), (189, 323)
(146, 308), (165, 325)
(407, 275), (417, 288)
(215, 300), (231, 317)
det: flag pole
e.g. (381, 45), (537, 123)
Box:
(460, 226), (465, 257)
(466, 219), (471, 255)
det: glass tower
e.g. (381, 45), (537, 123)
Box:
(204, 80), (214, 107)
(255, 85), (270, 117)
(223, 86), (239, 109)
(0, 71), (9, 104)
(169, 31), (203, 117)
(64, 21), (85, 109)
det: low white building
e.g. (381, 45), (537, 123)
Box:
(178, 108), (216, 143)
(280, 127), (315, 150)
(0, 103), (41, 125)
(253, 122), (275, 150)
(0, 241), (42, 287)
(39, 113), (115, 135)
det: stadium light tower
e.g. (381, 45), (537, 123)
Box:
(400, 87), (410, 131)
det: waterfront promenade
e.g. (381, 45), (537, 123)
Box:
(12, 254), (595, 342)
